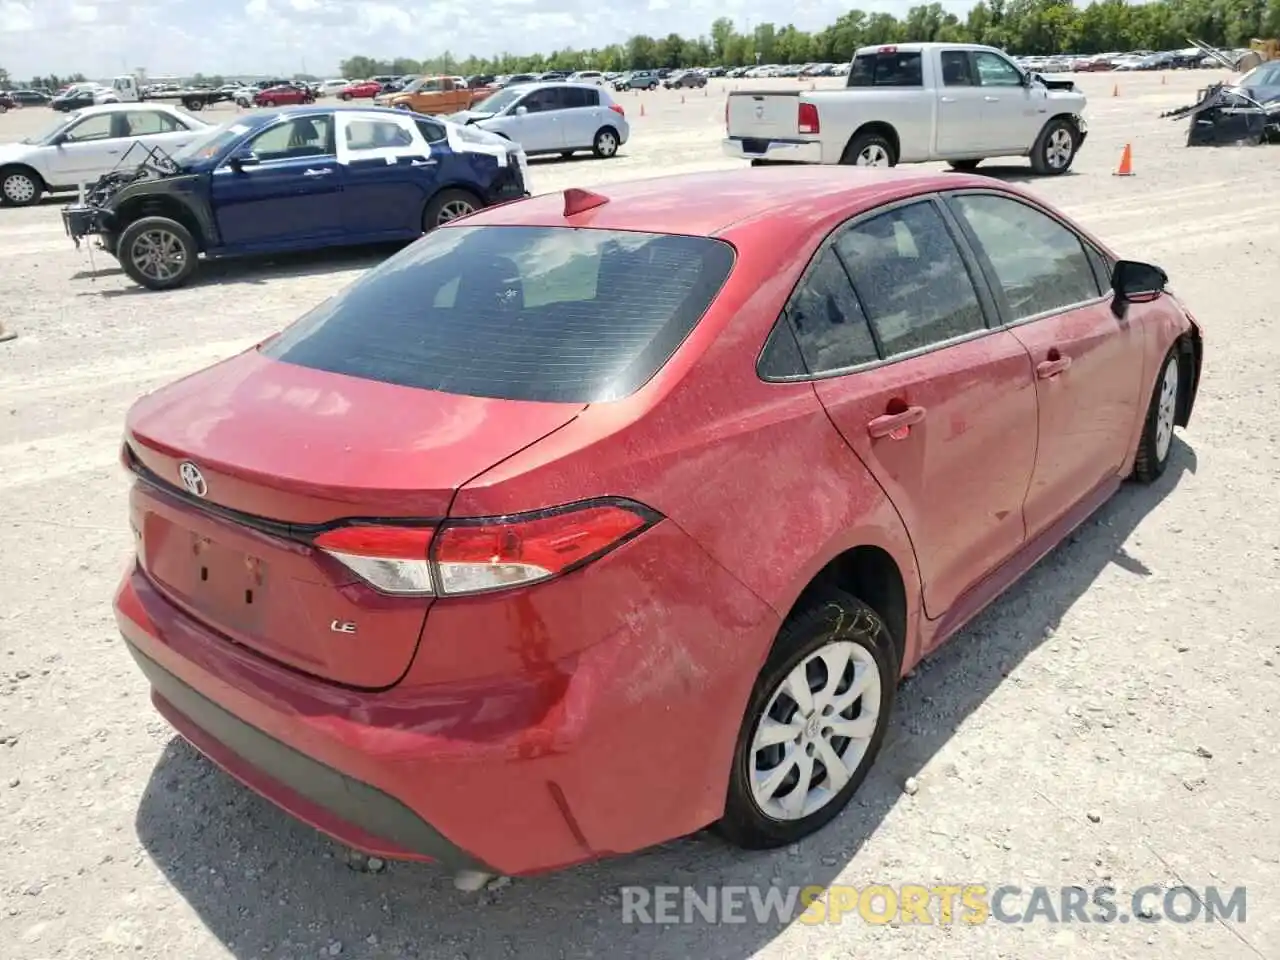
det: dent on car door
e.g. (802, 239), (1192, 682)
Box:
(944, 191), (1144, 539)
(798, 198), (1039, 620)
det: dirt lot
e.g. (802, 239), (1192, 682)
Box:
(2, 70), (1279, 960)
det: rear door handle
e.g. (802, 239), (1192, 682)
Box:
(867, 405), (927, 439)
(410, 158), (435, 166)
(1037, 356), (1072, 378)
(939, 96), (957, 103)
(983, 95), (1000, 102)
(303, 168), (332, 177)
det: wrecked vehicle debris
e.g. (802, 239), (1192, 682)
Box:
(1162, 81), (1280, 146)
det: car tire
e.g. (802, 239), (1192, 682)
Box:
(840, 132), (895, 167)
(117, 216), (199, 291)
(715, 588), (897, 850)
(1030, 117), (1079, 175)
(1132, 348), (1182, 484)
(261, 99), (275, 108)
(339, 93), (351, 101)
(947, 159), (983, 171)
(184, 99), (204, 111)
(592, 127), (620, 159)
(0, 104), (7, 114)
(422, 188), (481, 232)
(0, 166), (44, 206)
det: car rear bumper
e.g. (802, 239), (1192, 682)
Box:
(722, 137), (823, 163)
(114, 519), (778, 876)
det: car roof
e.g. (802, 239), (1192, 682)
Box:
(461, 165), (997, 238)
(505, 80), (609, 93)
(70, 102), (189, 116)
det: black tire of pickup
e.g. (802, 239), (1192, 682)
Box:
(1030, 117), (1080, 175)
(840, 132), (895, 167)
(947, 159), (983, 171)
(183, 98), (204, 111)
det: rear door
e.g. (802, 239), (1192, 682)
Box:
(803, 197), (1039, 619)
(210, 114), (344, 249)
(119, 107), (202, 156)
(335, 111), (432, 237)
(943, 190), (1144, 539)
(935, 49), (988, 154)
(557, 85), (602, 148)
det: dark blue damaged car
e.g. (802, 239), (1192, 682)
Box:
(61, 106), (531, 290)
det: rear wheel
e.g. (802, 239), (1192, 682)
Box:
(422, 188), (481, 231)
(261, 98), (276, 108)
(339, 92), (351, 101)
(184, 98), (204, 111)
(1132, 349), (1182, 483)
(118, 216), (199, 291)
(948, 159), (983, 171)
(716, 589), (897, 849)
(592, 127), (620, 158)
(0, 166), (43, 206)
(840, 132), (895, 167)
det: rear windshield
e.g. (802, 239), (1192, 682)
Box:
(847, 52), (923, 87)
(261, 226), (736, 403)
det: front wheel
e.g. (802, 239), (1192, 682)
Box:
(422, 188), (481, 231)
(339, 93), (351, 101)
(592, 126), (620, 158)
(261, 99), (275, 108)
(1132, 348), (1182, 483)
(0, 166), (43, 206)
(118, 216), (198, 291)
(715, 589), (897, 849)
(1030, 118), (1079, 175)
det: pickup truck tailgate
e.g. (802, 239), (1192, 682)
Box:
(727, 91), (802, 139)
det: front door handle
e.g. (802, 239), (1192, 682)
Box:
(1037, 356), (1072, 378)
(867, 405), (927, 439)
(940, 96), (957, 103)
(410, 158), (435, 166)
(983, 95), (1000, 102)
(303, 168), (332, 177)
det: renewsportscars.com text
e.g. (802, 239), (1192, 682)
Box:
(619, 884), (1247, 926)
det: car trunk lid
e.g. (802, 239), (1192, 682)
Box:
(125, 349), (585, 688)
(726, 90), (804, 140)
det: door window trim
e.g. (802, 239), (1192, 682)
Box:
(756, 192), (1006, 383)
(940, 188), (1114, 330)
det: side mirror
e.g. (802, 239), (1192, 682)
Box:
(1112, 259), (1167, 303)
(514, 105), (528, 116)
(228, 149), (259, 171)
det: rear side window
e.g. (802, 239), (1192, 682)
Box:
(940, 51), (975, 86)
(847, 52), (923, 87)
(561, 87), (599, 108)
(784, 248), (878, 374)
(262, 226), (735, 404)
(836, 201), (986, 357)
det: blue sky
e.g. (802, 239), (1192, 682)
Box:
(0, 0), (979, 80)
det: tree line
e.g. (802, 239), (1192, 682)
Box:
(337, 0), (1280, 78)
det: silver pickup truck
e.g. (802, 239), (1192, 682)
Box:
(724, 42), (1089, 175)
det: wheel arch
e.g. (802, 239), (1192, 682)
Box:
(0, 163), (46, 192)
(115, 196), (206, 251)
(843, 122), (900, 164)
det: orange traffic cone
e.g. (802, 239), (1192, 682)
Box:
(1112, 83), (1119, 97)
(0, 319), (16, 343)
(1113, 143), (1134, 176)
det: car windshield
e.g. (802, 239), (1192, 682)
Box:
(470, 87), (523, 114)
(169, 120), (254, 164)
(262, 225), (737, 404)
(22, 114), (75, 145)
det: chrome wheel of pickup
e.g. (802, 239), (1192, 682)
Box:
(855, 144), (891, 166)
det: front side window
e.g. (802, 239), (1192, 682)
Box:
(247, 115), (333, 161)
(940, 50), (976, 86)
(973, 51), (1024, 87)
(836, 201), (986, 357)
(520, 88), (565, 113)
(262, 226), (736, 404)
(950, 193), (1100, 320)
(62, 113), (115, 142)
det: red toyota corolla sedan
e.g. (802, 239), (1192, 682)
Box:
(114, 166), (1202, 879)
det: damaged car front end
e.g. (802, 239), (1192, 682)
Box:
(1163, 80), (1280, 147)
(62, 144), (188, 255)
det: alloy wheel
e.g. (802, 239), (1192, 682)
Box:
(856, 144), (890, 167)
(749, 641), (883, 821)
(1154, 357), (1179, 462)
(436, 199), (475, 224)
(129, 229), (188, 283)
(1045, 127), (1075, 169)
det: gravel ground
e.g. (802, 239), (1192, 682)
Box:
(1, 71), (1278, 960)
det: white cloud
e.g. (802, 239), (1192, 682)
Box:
(0, 0), (980, 80)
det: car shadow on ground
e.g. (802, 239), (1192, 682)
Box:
(134, 441), (1194, 959)
(949, 165), (1080, 183)
(72, 244), (404, 295)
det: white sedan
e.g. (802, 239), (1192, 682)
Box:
(447, 81), (630, 159)
(0, 102), (211, 207)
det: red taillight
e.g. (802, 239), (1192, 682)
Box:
(798, 101), (820, 135)
(314, 525), (435, 596)
(313, 500), (659, 598)
(879, 45), (898, 54)
(609, 103), (625, 117)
